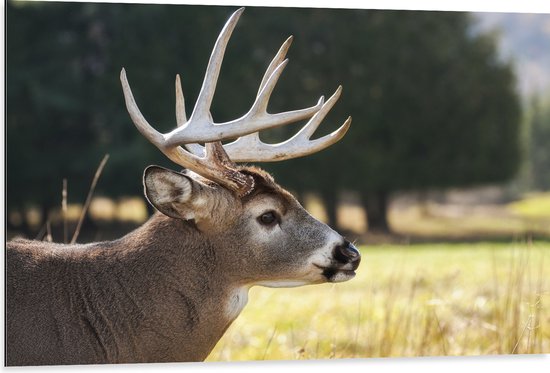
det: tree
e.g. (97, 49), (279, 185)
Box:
(527, 96), (550, 190)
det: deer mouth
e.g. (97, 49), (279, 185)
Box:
(313, 264), (357, 283)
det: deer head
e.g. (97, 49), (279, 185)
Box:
(120, 7), (360, 288)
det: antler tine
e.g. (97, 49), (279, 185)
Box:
(225, 119), (352, 163)
(175, 74), (187, 126)
(255, 59), (325, 119)
(258, 36), (293, 96)
(291, 86), (342, 139)
(223, 86), (351, 162)
(191, 7), (244, 121)
(120, 68), (165, 149)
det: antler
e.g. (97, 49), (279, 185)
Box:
(121, 7), (351, 196)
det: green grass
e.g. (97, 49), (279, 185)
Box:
(207, 241), (549, 362)
(508, 192), (550, 219)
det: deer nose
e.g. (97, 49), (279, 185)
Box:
(333, 240), (361, 264)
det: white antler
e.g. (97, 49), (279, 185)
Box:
(183, 34), (351, 162)
(186, 87), (351, 162)
(121, 7), (350, 195)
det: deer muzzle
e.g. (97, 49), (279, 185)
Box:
(313, 240), (361, 283)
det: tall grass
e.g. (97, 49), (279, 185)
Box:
(207, 241), (549, 361)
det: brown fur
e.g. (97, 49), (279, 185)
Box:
(7, 215), (232, 364)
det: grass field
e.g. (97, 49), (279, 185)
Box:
(207, 241), (549, 362)
(7, 187), (550, 361)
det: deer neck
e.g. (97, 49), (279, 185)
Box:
(112, 212), (247, 362)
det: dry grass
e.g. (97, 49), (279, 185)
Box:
(7, 183), (550, 361)
(10, 190), (550, 242)
(303, 192), (550, 239)
(508, 192), (550, 219)
(389, 205), (532, 239)
(207, 241), (549, 361)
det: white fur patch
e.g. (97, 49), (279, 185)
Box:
(255, 280), (310, 288)
(225, 287), (249, 321)
(154, 173), (193, 204)
(308, 230), (343, 268)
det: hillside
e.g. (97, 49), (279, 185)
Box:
(473, 12), (550, 97)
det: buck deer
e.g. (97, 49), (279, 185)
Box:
(6, 8), (360, 366)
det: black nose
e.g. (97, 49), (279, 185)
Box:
(334, 240), (361, 264)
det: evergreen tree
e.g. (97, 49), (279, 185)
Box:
(528, 96), (550, 190)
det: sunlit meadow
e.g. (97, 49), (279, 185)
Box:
(8, 186), (550, 362)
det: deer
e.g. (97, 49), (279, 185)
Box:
(6, 8), (361, 366)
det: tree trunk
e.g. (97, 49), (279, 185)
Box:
(361, 190), (391, 233)
(6, 207), (32, 239)
(320, 190), (338, 230)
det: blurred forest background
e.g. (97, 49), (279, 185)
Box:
(5, 1), (550, 243)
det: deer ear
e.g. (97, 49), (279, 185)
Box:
(143, 166), (201, 220)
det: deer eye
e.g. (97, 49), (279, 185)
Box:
(258, 211), (278, 226)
